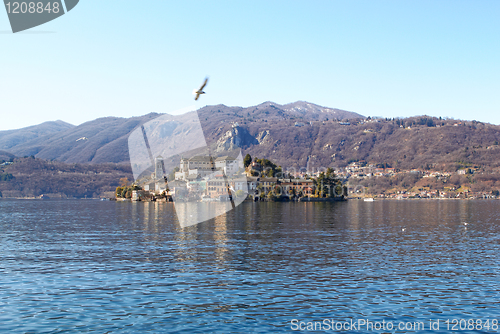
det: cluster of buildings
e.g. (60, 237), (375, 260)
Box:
(340, 162), (499, 199)
(380, 189), (497, 200)
(174, 156), (240, 181)
(137, 155), (243, 201)
(131, 157), (498, 201)
(333, 162), (477, 180)
(133, 156), (326, 201)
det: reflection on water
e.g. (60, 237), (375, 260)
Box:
(174, 202), (234, 228)
(1, 199), (500, 333)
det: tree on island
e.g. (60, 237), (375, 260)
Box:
(256, 184), (265, 200)
(243, 154), (252, 168)
(314, 168), (342, 198)
(115, 184), (142, 199)
(254, 158), (282, 177)
(267, 190), (277, 201)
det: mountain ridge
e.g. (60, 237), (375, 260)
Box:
(0, 101), (361, 164)
(0, 120), (74, 151)
(1, 102), (499, 174)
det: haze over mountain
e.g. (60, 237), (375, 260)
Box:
(0, 121), (73, 151)
(0, 114), (161, 164)
(1, 101), (499, 173)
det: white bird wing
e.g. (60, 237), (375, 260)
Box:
(199, 77), (208, 91)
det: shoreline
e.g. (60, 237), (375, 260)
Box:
(355, 197), (499, 201)
(1, 197), (499, 202)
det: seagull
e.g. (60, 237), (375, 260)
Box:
(193, 77), (208, 100)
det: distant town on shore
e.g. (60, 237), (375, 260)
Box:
(1, 152), (499, 201)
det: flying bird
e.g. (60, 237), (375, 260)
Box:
(193, 77), (208, 100)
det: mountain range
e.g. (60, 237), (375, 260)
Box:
(1, 101), (500, 172)
(0, 120), (73, 151)
(0, 114), (161, 164)
(0, 101), (361, 164)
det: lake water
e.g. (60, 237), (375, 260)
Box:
(1, 199), (500, 333)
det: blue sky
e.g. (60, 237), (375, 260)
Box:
(1, 0), (499, 130)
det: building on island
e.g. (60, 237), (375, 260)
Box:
(175, 155), (240, 181)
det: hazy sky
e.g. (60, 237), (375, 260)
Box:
(1, 1), (499, 130)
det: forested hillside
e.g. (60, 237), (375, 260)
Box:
(0, 157), (132, 198)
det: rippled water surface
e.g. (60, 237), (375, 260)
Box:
(1, 199), (500, 333)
